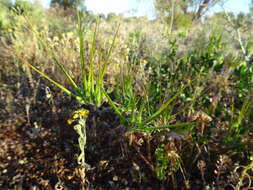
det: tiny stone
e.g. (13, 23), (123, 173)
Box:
(113, 176), (118, 181)
(18, 159), (26, 164)
(133, 162), (140, 170)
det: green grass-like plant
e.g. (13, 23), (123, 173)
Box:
(104, 76), (195, 132)
(25, 12), (119, 106)
(21, 11), (119, 189)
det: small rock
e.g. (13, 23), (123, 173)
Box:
(113, 176), (118, 181)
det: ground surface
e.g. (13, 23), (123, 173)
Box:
(0, 68), (252, 190)
(0, 86), (165, 189)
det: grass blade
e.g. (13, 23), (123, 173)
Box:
(26, 63), (84, 103)
(139, 84), (188, 127)
(23, 16), (79, 90)
(77, 11), (87, 91)
(131, 122), (196, 133)
(102, 24), (120, 75)
(88, 21), (99, 95)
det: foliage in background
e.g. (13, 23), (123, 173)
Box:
(0, 0), (13, 30)
(154, 0), (223, 32)
(50, 0), (85, 10)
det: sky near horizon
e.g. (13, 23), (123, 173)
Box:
(32, 0), (251, 18)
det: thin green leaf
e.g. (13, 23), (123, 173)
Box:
(77, 11), (87, 90)
(139, 84), (188, 127)
(88, 21), (99, 94)
(102, 24), (120, 75)
(23, 16), (79, 90)
(26, 63), (84, 104)
(131, 122), (196, 132)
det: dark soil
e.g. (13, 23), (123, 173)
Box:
(0, 94), (164, 189)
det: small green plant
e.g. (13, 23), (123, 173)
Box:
(233, 60), (253, 97)
(225, 93), (252, 149)
(104, 78), (195, 132)
(155, 139), (187, 189)
(155, 143), (169, 180)
(25, 12), (119, 106)
(21, 11), (119, 189)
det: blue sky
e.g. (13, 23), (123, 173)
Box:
(212, 0), (251, 14)
(33, 0), (251, 18)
